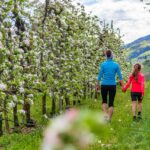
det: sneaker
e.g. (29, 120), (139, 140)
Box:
(137, 115), (142, 121)
(133, 116), (136, 122)
(104, 115), (111, 123)
(104, 115), (108, 122)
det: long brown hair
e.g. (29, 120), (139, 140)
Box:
(132, 63), (141, 82)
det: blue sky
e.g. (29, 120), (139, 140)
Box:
(74, 0), (150, 43)
(82, 0), (98, 5)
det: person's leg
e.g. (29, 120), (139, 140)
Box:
(137, 101), (142, 119)
(131, 92), (137, 121)
(102, 103), (108, 114)
(137, 93), (143, 119)
(108, 86), (116, 121)
(137, 101), (142, 113)
(132, 101), (137, 117)
(108, 107), (113, 120)
(101, 85), (108, 116)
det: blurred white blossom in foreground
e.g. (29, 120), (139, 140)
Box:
(42, 109), (109, 150)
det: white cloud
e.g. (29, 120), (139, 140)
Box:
(75, 0), (150, 43)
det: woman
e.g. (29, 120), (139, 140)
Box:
(96, 49), (123, 122)
(123, 63), (145, 121)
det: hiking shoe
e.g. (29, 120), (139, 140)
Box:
(104, 115), (111, 123)
(137, 115), (142, 121)
(133, 116), (137, 122)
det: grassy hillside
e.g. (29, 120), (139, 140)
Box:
(125, 35), (150, 79)
(0, 82), (150, 150)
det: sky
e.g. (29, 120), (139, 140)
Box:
(74, 0), (150, 44)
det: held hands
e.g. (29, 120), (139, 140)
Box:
(122, 86), (126, 93)
(96, 84), (101, 92)
(119, 80), (126, 93)
(96, 81), (101, 92)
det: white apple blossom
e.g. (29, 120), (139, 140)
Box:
(0, 41), (3, 49)
(13, 65), (19, 70)
(49, 60), (54, 65)
(43, 114), (48, 119)
(18, 54), (23, 59)
(54, 81), (58, 85)
(6, 50), (11, 55)
(19, 87), (25, 93)
(19, 81), (25, 86)
(23, 61), (28, 66)
(27, 94), (33, 98)
(13, 95), (18, 102)
(18, 109), (26, 115)
(28, 98), (34, 105)
(3, 70), (9, 76)
(19, 100), (24, 105)
(24, 38), (30, 46)
(10, 27), (16, 36)
(8, 101), (16, 109)
(0, 82), (7, 90)
(26, 73), (33, 79)
(66, 72), (69, 76)
(0, 32), (2, 39)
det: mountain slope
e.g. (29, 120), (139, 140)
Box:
(125, 34), (150, 49)
(125, 34), (150, 79)
(125, 34), (150, 62)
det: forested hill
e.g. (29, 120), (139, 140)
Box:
(125, 34), (150, 62)
(124, 34), (150, 79)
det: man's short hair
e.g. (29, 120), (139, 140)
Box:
(106, 50), (112, 58)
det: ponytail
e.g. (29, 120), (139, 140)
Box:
(132, 63), (141, 82)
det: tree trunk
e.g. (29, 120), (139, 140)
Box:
(59, 97), (63, 113)
(13, 104), (19, 127)
(26, 103), (31, 123)
(42, 93), (47, 114)
(51, 94), (56, 115)
(65, 96), (70, 106)
(73, 100), (76, 106)
(0, 99), (3, 136)
(87, 81), (90, 99)
(23, 101), (31, 124)
(83, 83), (87, 99)
(0, 113), (3, 136)
(91, 84), (93, 99)
(4, 98), (9, 133)
(23, 100), (35, 127)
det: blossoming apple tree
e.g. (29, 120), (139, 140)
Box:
(0, 0), (129, 135)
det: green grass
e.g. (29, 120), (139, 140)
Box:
(89, 82), (150, 150)
(1, 82), (150, 150)
(0, 128), (43, 150)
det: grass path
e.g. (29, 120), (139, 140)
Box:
(87, 82), (150, 149)
(0, 82), (150, 150)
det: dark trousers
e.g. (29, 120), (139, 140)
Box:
(101, 85), (116, 107)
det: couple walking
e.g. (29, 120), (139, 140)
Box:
(96, 50), (145, 122)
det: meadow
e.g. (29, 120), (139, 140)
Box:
(1, 82), (150, 150)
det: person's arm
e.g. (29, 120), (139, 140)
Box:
(96, 64), (103, 91)
(120, 80), (124, 87)
(97, 64), (103, 82)
(117, 64), (123, 87)
(123, 75), (133, 92)
(141, 75), (145, 96)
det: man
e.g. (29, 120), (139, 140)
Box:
(96, 49), (124, 122)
